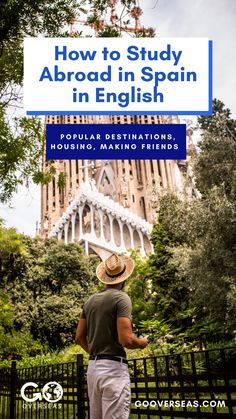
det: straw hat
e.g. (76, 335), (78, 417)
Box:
(96, 253), (135, 285)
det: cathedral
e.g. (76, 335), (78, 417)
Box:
(40, 114), (194, 260)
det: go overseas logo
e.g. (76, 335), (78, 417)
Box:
(21, 381), (63, 404)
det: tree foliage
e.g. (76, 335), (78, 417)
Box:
(153, 100), (236, 342)
(0, 1), (87, 102)
(159, 191), (236, 340)
(126, 252), (155, 329)
(128, 220), (194, 348)
(0, 291), (42, 359)
(0, 108), (54, 202)
(195, 99), (236, 200)
(0, 225), (98, 357)
(128, 100), (236, 348)
(0, 220), (26, 285)
(10, 237), (98, 349)
(148, 220), (191, 331)
(87, 0), (135, 13)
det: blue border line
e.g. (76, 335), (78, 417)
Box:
(208, 40), (213, 115)
(26, 40), (213, 116)
(27, 110), (212, 116)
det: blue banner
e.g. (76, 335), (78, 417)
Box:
(46, 124), (186, 160)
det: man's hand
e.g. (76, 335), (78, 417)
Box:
(117, 317), (149, 350)
(138, 336), (149, 349)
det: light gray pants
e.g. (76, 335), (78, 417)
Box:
(87, 360), (131, 419)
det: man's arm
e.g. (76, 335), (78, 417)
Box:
(75, 319), (89, 353)
(117, 317), (148, 349)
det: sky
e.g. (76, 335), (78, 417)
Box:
(0, 0), (236, 236)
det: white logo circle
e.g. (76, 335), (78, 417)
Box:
(42, 381), (63, 403)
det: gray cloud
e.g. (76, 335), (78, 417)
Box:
(143, 0), (236, 116)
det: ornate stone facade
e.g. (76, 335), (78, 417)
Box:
(48, 180), (153, 260)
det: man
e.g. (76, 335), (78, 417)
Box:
(75, 253), (148, 419)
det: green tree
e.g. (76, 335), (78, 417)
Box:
(195, 99), (236, 200)
(0, 220), (26, 282)
(127, 216), (193, 345)
(0, 109), (57, 202)
(87, 0), (135, 13)
(133, 99), (236, 344)
(0, 222), (98, 353)
(160, 190), (236, 342)
(126, 252), (155, 330)
(0, 1), (86, 95)
(191, 100), (236, 336)
(5, 237), (98, 349)
(0, 291), (41, 360)
(147, 219), (191, 332)
(157, 98), (236, 341)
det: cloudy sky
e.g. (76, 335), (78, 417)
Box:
(144, 0), (236, 116)
(1, 0), (236, 236)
